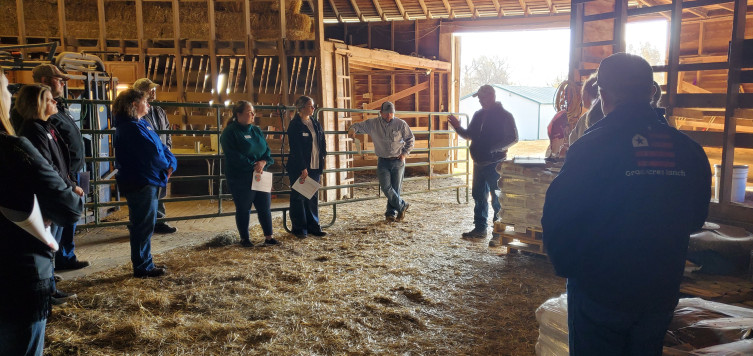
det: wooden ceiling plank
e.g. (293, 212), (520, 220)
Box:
(635, 0), (671, 20)
(441, 0), (452, 17)
(363, 81), (429, 110)
(394, 0), (410, 20)
(372, 0), (388, 21)
(348, 0), (365, 22)
(417, 0), (432, 19)
(327, 0), (343, 22)
(544, 0), (553, 14)
(490, 0), (502, 17)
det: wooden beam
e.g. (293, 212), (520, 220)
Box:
(278, 0), (290, 104)
(518, 0), (529, 16)
(347, 0), (365, 22)
(441, 0), (452, 17)
(244, 0), (255, 101)
(417, 0), (431, 19)
(208, 0), (219, 102)
(15, 0), (26, 58)
(544, 0), (553, 14)
(395, 0), (410, 20)
(57, 0), (67, 51)
(490, 0), (502, 17)
(465, 0), (477, 18)
(327, 0), (342, 23)
(135, 0), (145, 78)
(364, 81), (429, 110)
(613, 0), (628, 53)
(172, 0), (184, 101)
(372, 0), (388, 21)
(345, 46), (451, 71)
(97, 0), (106, 51)
(443, 14), (570, 33)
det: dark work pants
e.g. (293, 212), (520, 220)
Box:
(472, 162), (501, 230)
(124, 185), (159, 275)
(566, 281), (674, 356)
(228, 179), (273, 241)
(288, 170), (321, 235)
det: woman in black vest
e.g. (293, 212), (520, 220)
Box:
(286, 96), (327, 238)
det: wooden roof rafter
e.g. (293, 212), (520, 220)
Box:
(372, 0), (388, 21)
(465, 0), (478, 18)
(327, 0), (343, 22)
(441, 0), (455, 18)
(394, 0), (411, 20)
(518, 0), (530, 16)
(347, 0), (366, 22)
(416, 0), (432, 19)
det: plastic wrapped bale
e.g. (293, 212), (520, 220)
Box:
(690, 339), (753, 355)
(535, 294), (569, 356)
(686, 223), (753, 275)
(666, 298), (753, 350)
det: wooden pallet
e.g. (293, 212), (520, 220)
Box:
(494, 222), (546, 256)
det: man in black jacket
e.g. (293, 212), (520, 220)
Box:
(31, 64), (90, 271)
(133, 78), (177, 234)
(0, 132), (83, 355)
(449, 85), (518, 245)
(542, 53), (711, 355)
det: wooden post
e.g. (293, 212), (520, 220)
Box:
(567, 2), (584, 82)
(136, 0), (146, 78)
(665, 0), (683, 120)
(278, 0), (289, 105)
(97, 0), (106, 52)
(208, 0), (219, 103)
(613, 0), (628, 53)
(16, 0), (26, 58)
(314, 0), (325, 107)
(57, 0), (67, 52)
(244, 0), (255, 101)
(171, 0), (183, 101)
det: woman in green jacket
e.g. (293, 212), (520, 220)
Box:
(220, 101), (278, 247)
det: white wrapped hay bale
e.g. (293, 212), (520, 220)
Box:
(535, 294), (569, 356)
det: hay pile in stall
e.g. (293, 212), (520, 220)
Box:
(65, 0), (99, 39)
(143, 2), (173, 38)
(19, 0), (59, 37)
(0, 1), (18, 35)
(104, 2), (137, 39)
(44, 176), (565, 355)
(180, 2), (210, 40)
(250, 0), (314, 41)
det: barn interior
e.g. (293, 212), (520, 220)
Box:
(1, 0), (753, 354)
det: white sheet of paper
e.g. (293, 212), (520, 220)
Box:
(251, 171), (273, 192)
(292, 176), (321, 199)
(0, 195), (59, 251)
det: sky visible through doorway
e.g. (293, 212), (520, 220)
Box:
(458, 19), (669, 88)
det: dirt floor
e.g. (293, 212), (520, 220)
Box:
(46, 140), (566, 355)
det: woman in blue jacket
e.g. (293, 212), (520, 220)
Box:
(286, 96), (327, 238)
(113, 89), (177, 278)
(220, 101), (278, 247)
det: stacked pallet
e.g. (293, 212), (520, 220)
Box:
(494, 158), (561, 255)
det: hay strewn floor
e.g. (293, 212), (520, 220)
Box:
(47, 176), (565, 355)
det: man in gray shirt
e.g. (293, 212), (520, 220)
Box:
(349, 102), (414, 221)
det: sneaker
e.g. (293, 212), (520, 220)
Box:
(396, 202), (410, 221)
(54, 274), (63, 282)
(134, 267), (167, 278)
(385, 216), (396, 222)
(50, 296), (67, 306)
(56, 259), (90, 271)
(263, 238), (280, 246)
(240, 239), (254, 248)
(52, 289), (76, 300)
(462, 228), (487, 239)
(154, 223), (177, 234)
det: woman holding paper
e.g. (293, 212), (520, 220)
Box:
(286, 96), (327, 239)
(220, 101), (277, 247)
(113, 89), (177, 278)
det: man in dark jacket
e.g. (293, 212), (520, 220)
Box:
(541, 53), (711, 355)
(32, 64), (90, 271)
(449, 85), (518, 245)
(0, 132), (83, 355)
(133, 78), (177, 234)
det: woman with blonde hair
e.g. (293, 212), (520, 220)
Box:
(0, 69), (13, 135)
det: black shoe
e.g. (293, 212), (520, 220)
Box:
(240, 239), (254, 248)
(134, 267), (167, 278)
(263, 238), (280, 246)
(56, 259), (90, 271)
(396, 202), (410, 221)
(385, 216), (396, 222)
(292, 231), (308, 239)
(309, 230), (327, 237)
(54, 274), (63, 282)
(462, 228), (487, 239)
(154, 223), (177, 234)
(52, 289), (76, 304)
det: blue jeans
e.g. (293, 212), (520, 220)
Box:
(377, 158), (406, 217)
(49, 224), (64, 291)
(567, 281), (674, 356)
(57, 173), (83, 265)
(124, 185), (159, 275)
(289, 170), (321, 234)
(228, 179), (273, 240)
(472, 163), (501, 229)
(0, 318), (46, 356)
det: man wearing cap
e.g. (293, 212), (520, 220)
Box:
(449, 84), (518, 245)
(23, 64), (91, 272)
(348, 101), (414, 221)
(133, 78), (176, 234)
(542, 53), (711, 355)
